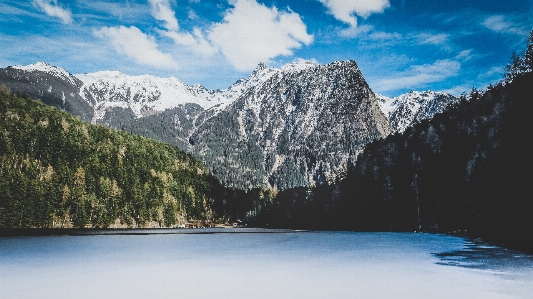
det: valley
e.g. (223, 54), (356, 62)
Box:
(0, 60), (457, 190)
(1, 32), (532, 252)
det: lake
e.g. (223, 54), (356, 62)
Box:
(1, 230), (532, 299)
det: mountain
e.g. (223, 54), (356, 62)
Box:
(250, 70), (533, 252)
(89, 60), (393, 189)
(1, 60), (457, 190)
(192, 60), (392, 189)
(376, 91), (458, 133)
(0, 62), (94, 122)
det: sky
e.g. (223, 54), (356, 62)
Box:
(0, 0), (532, 97)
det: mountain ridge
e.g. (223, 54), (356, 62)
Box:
(0, 60), (456, 190)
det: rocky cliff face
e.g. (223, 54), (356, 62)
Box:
(0, 60), (397, 189)
(187, 60), (393, 189)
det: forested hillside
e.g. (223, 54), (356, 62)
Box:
(0, 89), (269, 228)
(342, 71), (532, 242)
(251, 34), (533, 252)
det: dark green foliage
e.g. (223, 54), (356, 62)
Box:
(250, 72), (533, 253)
(504, 29), (533, 81)
(0, 91), (234, 228)
(268, 158), (308, 190)
(252, 185), (342, 230)
(343, 72), (533, 251)
(525, 30), (533, 72)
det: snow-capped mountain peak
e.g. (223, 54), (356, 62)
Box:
(376, 90), (458, 133)
(68, 60), (323, 120)
(280, 59), (318, 73)
(75, 71), (228, 118)
(11, 62), (79, 86)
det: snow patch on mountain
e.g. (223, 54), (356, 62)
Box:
(281, 59), (318, 73)
(375, 94), (397, 117)
(376, 91), (458, 133)
(76, 71), (218, 118)
(73, 62), (288, 119)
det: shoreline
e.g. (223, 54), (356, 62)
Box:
(0, 227), (297, 236)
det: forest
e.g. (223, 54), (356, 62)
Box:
(0, 89), (276, 228)
(1, 30), (532, 253)
(250, 32), (533, 252)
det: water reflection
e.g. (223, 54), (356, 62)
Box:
(433, 237), (533, 271)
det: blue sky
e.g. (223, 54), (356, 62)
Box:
(1, 0), (532, 96)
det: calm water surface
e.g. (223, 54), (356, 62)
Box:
(1, 231), (532, 299)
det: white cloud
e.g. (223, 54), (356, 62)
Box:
(455, 49), (479, 62)
(339, 24), (373, 38)
(188, 8), (199, 20)
(368, 30), (401, 41)
(94, 26), (179, 69)
(416, 33), (449, 45)
(318, 0), (390, 28)
(208, 0), (313, 71)
(161, 28), (217, 57)
(33, 0), (73, 24)
(148, 0), (216, 57)
(373, 59), (461, 93)
(483, 15), (527, 36)
(148, 0), (179, 31)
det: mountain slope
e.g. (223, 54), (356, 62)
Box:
(0, 90), (224, 228)
(112, 60), (393, 189)
(0, 60), (403, 190)
(189, 60), (392, 189)
(376, 91), (458, 133)
(342, 72), (533, 251)
(0, 62), (94, 121)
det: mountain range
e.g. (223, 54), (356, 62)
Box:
(0, 61), (458, 189)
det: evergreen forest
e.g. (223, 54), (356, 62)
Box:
(1, 30), (532, 254)
(251, 34), (533, 252)
(0, 90), (274, 228)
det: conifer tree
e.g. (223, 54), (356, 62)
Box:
(525, 30), (533, 71)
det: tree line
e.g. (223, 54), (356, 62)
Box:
(248, 30), (533, 253)
(0, 89), (275, 228)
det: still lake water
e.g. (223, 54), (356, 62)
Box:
(1, 230), (533, 299)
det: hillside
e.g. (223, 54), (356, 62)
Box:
(0, 60), (463, 191)
(345, 72), (533, 251)
(0, 62), (94, 122)
(0, 90), (229, 228)
(1, 61), (397, 190)
(252, 72), (533, 252)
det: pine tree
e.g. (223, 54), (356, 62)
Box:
(504, 52), (526, 81)
(504, 29), (533, 81)
(525, 30), (533, 72)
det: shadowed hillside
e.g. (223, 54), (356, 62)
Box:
(249, 36), (533, 252)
